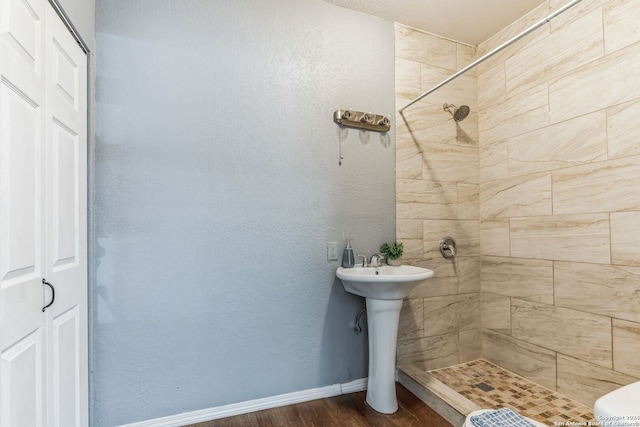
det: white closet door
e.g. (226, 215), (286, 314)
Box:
(0, 0), (87, 425)
(0, 0), (47, 424)
(43, 3), (87, 427)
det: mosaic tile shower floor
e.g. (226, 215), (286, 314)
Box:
(428, 360), (595, 425)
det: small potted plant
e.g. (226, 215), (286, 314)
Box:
(380, 242), (403, 266)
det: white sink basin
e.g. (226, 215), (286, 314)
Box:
(336, 264), (434, 414)
(336, 265), (434, 300)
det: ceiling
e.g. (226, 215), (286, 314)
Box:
(321, 0), (547, 45)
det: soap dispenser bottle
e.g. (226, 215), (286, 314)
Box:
(342, 239), (355, 268)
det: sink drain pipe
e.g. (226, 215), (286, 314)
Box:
(350, 308), (367, 332)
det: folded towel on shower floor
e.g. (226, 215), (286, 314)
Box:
(469, 408), (537, 427)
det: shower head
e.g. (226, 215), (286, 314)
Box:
(443, 103), (470, 122)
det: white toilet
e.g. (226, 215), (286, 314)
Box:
(594, 381), (640, 426)
(463, 409), (547, 427)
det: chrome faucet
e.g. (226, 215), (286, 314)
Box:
(369, 253), (384, 267)
(356, 254), (368, 267)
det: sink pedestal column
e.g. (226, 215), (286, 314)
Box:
(365, 298), (403, 414)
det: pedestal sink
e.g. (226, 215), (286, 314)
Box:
(336, 265), (434, 414)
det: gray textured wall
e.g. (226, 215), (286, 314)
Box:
(93, 1), (395, 425)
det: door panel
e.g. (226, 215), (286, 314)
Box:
(50, 119), (78, 271)
(51, 38), (78, 110)
(0, 0), (46, 424)
(52, 306), (79, 427)
(0, 0), (87, 425)
(44, 4), (87, 427)
(44, 2), (87, 285)
(0, 0), (44, 95)
(0, 77), (44, 351)
(0, 329), (44, 427)
(0, 80), (42, 284)
(0, 0), (43, 72)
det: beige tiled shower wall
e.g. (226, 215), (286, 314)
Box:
(394, 24), (481, 370)
(477, 0), (640, 407)
(395, 0), (640, 408)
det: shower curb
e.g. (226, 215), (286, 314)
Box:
(397, 365), (481, 426)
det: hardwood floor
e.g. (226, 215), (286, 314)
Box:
(185, 384), (453, 427)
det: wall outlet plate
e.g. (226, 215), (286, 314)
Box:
(327, 242), (338, 261)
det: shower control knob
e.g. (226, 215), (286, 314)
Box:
(439, 236), (457, 259)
